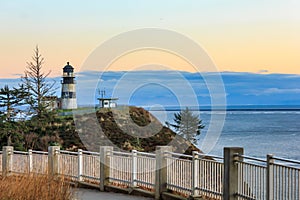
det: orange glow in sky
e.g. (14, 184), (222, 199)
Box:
(99, 49), (198, 72)
(0, 1), (300, 78)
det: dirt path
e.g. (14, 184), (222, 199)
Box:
(73, 188), (154, 200)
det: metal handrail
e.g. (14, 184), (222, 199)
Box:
(59, 150), (78, 155)
(194, 151), (224, 160)
(111, 151), (131, 156)
(235, 154), (266, 163)
(165, 151), (193, 159)
(136, 151), (156, 157)
(13, 151), (29, 155)
(82, 150), (100, 156)
(31, 150), (48, 155)
(272, 156), (300, 165)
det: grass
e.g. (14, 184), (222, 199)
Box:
(0, 174), (73, 200)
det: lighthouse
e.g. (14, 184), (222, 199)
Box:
(61, 62), (77, 110)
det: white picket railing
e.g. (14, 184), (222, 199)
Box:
(166, 152), (193, 196)
(2, 147), (300, 200)
(109, 151), (132, 186)
(12, 151), (29, 174)
(135, 151), (156, 190)
(195, 153), (224, 199)
(268, 156), (300, 200)
(236, 155), (267, 200)
(81, 150), (101, 184)
(31, 150), (48, 174)
(58, 150), (78, 181)
(236, 154), (300, 200)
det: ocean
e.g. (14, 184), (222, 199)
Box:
(149, 109), (300, 161)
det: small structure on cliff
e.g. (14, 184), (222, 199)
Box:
(97, 89), (118, 108)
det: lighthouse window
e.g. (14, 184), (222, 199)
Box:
(62, 92), (75, 98)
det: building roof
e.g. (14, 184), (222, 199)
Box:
(98, 98), (119, 101)
(63, 62), (74, 73)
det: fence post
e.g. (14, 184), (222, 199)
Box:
(48, 146), (60, 177)
(132, 150), (138, 187)
(223, 147), (244, 200)
(78, 149), (83, 182)
(266, 154), (274, 200)
(155, 146), (172, 200)
(100, 146), (113, 191)
(192, 151), (200, 197)
(2, 146), (13, 177)
(28, 149), (33, 173)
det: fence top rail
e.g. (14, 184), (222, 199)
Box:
(236, 154), (266, 163)
(272, 156), (300, 165)
(59, 150), (78, 155)
(31, 150), (48, 155)
(13, 150), (29, 155)
(136, 151), (156, 158)
(165, 151), (193, 159)
(82, 150), (100, 156)
(111, 150), (131, 156)
(194, 151), (224, 160)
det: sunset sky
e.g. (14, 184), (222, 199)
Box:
(1, 0), (300, 78)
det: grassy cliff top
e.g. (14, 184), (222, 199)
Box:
(66, 106), (201, 155)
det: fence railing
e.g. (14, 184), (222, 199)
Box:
(268, 155), (300, 200)
(1, 146), (300, 200)
(165, 151), (193, 196)
(109, 150), (132, 186)
(58, 150), (78, 180)
(81, 150), (101, 184)
(31, 150), (48, 174)
(236, 155), (267, 200)
(135, 151), (156, 190)
(195, 152), (224, 199)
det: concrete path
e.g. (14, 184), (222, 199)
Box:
(73, 188), (154, 200)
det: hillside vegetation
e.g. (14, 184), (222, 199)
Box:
(1, 106), (200, 155)
(73, 106), (201, 154)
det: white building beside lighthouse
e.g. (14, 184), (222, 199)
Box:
(61, 62), (77, 109)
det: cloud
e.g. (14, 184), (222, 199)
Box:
(1, 71), (300, 106)
(257, 69), (269, 74)
(262, 88), (300, 94)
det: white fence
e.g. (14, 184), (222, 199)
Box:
(268, 156), (300, 200)
(235, 154), (300, 200)
(81, 150), (101, 184)
(1, 146), (300, 200)
(7, 150), (48, 175)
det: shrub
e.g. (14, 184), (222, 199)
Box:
(0, 174), (73, 200)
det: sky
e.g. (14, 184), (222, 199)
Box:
(1, 0), (300, 78)
(78, 71), (300, 106)
(3, 71), (300, 106)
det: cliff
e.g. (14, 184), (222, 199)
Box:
(48, 106), (201, 155)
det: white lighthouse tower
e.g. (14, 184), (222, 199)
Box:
(61, 62), (77, 109)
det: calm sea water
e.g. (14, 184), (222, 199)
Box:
(150, 110), (300, 161)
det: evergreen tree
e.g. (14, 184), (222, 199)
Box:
(169, 107), (205, 145)
(0, 85), (27, 147)
(21, 46), (56, 118)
